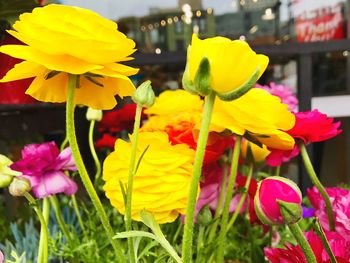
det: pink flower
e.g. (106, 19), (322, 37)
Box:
(254, 177), (302, 225)
(264, 230), (350, 263)
(195, 164), (257, 218)
(265, 145), (300, 167)
(256, 82), (298, 111)
(308, 187), (350, 240)
(288, 110), (342, 144)
(11, 142), (77, 199)
(0, 250), (3, 263)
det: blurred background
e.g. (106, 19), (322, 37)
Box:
(0, 0), (349, 191)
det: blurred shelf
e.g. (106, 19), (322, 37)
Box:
(0, 103), (64, 113)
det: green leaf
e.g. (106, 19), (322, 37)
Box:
(134, 145), (150, 174)
(114, 231), (182, 263)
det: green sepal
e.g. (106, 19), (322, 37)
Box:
(278, 200), (302, 225)
(182, 46), (200, 95)
(132, 80), (155, 108)
(245, 142), (255, 164)
(193, 57), (211, 96)
(217, 67), (260, 101)
(197, 205), (213, 226)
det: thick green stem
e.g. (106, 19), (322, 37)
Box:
(288, 223), (317, 263)
(299, 143), (335, 231)
(226, 162), (253, 232)
(216, 136), (242, 263)
(182, 91), (216, 263)
(38, 198), (49, 263)
(125, 103), (143, 263)
(88, 120), (102, 186)
(313, 219), (337, 263)
(70, 194), (86, 232)
(24, 193), (49, 263)
(66, 74), (125, 262)
(50, 196), (74, 246)
(275, 166), (281, 177)
(207, 165), (228, 242)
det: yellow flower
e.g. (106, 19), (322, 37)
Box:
(103, 131), (196, 223)
(241, 140), (270, 163)
(183, 34), (269, 100)
(0, 4), (138, 110)
(211, 88), (295, 150)
(142, 89), (203, 131)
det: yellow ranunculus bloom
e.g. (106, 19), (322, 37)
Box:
(184, 34), (268, 99)
(103, 131), (196, 223)
(211, 88), (295, 150)
(241, 139), (270, 163)
(142, 89), (203, 131)
(0, 4), (138, 110)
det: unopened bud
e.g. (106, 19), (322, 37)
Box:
(132, 80), (155, 107)
(0, 154), (21, 188)
(9, 177), (31, 197)
(86, 108), (103, 121)
(197, 205), (213, 226)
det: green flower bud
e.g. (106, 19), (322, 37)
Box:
(278, 200), (303, 225)
(0, 154), (21, 188)
(132, 80), (155, 108)
(197, 205), (213, 226)
(86, 107), (103, 121)
(9, 177), (31, 197)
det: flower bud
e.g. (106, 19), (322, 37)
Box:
(0, 154), (21, 188)
(132, 80), (155, 108)
(197, 205), (213, 226)
(254, 176), (302, 225)
(182, 34), (269, 100)
(9, 177), (31, 197)
(86, 107), (103, 121)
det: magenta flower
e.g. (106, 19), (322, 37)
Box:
(308, 187), (350, 240)
(266, 110), (342, 166)
(288, 110), (342, 144)
(264, 230), (350, 263)
(11, 142), (77, 198)
(254, 177), (302, 225)
(256, 82), (298, 111)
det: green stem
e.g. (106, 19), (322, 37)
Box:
(299, 143), (335, 231)
(226, 162), (253, 232)
(125, 103), (143, 263)
(71, 194), (86, 232)
(50, 196), (74, 246)
(38, 198), (49, 263)
(195, 226), (205, 263)
(313, 218), (337, 263)
(288, 223), (317, 263)
(24, 192), (49, 263)
(66, 74), (125, 262)
(60, 135), (69, 151)
(275, 166), (281, 176)
(207, 165), (228, 243)
(216, 135), (242, 263)
(182, 91), (216, 263)
(88, 119), (102, 186)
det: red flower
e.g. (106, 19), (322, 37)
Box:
(99, 103), (146, 133)
(266, 110), (342, 166)
(0, 34), (36, 104)
(166, 125), (233, 164)
(95, 134), (117, 150)
(288, 110), (342, 144)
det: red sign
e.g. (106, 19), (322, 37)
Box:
(295, 12), (344, 42)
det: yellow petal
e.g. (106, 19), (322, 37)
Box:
(0, 45), (102, 74)
(0, 60), (46, 82)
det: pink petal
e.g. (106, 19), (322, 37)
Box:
(55, 147), (77, 171)
(32, 171), (77, 198)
